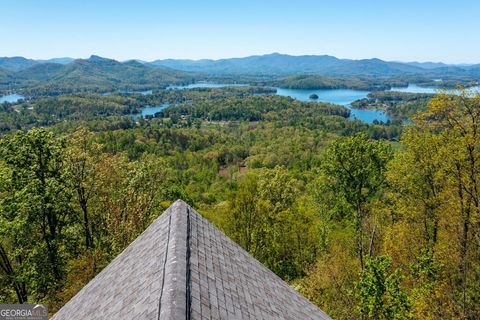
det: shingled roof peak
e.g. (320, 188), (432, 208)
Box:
(53, 199), (330, 319)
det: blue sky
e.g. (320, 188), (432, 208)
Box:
(1, 0), (478, 63)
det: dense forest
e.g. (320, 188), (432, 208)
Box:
(0, 81), (479, 319)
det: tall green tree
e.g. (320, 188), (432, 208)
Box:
(386, 128), (446, 250)
(355, 255), (410, 320)
(0, 128), (75, 300)
(66, 128), (103, 249)
(227, 167), (319, 279)
(321, 133), (393, 269)
(404, 91), (480, 318)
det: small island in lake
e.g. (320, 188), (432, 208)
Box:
(309, 93), (319, 100)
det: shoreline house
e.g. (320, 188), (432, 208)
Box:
(53, 200), (331, 319)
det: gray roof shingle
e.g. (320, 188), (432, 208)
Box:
(53, 200), (331, 320)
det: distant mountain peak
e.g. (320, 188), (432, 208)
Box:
(45, 57), (75, 64)
(0, 56), (38, 71)
(123, 59), (147, 68)
(88, 55), (113, 62)
(265, 52), (282, 56)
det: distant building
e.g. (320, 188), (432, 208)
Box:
(53, 200), (331, 319)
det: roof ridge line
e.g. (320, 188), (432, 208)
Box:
(158, 200), (189, 320)
(185, 206), (192, 320)
(156, 214), (171, 320)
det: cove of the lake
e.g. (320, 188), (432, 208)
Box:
(0, 93), (25, 103)
(133, 103), (169, 118)
(167, 83), (248, 89)
(274, 87), (388, 123)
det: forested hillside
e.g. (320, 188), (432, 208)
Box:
(0, 83), (479, 318)
(0, 56), (195, 96)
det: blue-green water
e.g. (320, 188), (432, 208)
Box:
(168, 83), (248, 89)
(275, 87), (390, 123)
(6, 83), (467, 124)
(0, 93), (25, 103)
(390, 83), (480, 94)
(275, 84), (478, 123)
(389, 84), (438, 94)
(133, 103), (169, 119)
(103, 89), (152, 96)
(137, 90), (153, 95)
(170, 84), (389, 123)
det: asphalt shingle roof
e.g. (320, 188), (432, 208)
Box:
(53, 200), (331, 320)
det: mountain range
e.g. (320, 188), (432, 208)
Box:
(0, 54), (479, 94)
(0, 55), (194, 92)
(149, 54), (420, 76)
(148, 53), (480, 76)
(0, 56), (74, 72)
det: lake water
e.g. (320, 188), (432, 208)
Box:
(275, 87), (390, 123)
(168, 83), (248, 89)
(389, 84), (438, 94)
(103, 89), (152, 96)
(390, 83), (480, 94)
(0, 93), (25, 103)
(133, 103), (169, 119)
(101, 82), (480, 124)
(164, 84), (387, 123)
(137, 90), (153, 95)
(276, 84), (478, 123)
(134, 82), (480, 123)
(163, 83), (393, 123)
(6, 82), (469, 124)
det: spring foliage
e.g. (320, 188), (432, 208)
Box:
(0, 90), (479, 319)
